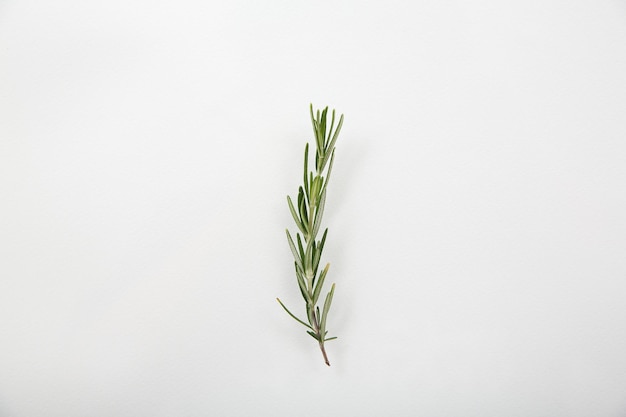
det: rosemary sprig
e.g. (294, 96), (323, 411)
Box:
(277, 104), (344, 366)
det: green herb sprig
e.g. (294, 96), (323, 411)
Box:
(277, 104), (344, 366)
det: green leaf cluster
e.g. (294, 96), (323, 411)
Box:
(277, 105), (344, 366)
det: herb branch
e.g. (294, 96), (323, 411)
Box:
(277, 104), (344, 366)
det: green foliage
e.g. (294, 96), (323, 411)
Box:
(277, 105), (344, 366)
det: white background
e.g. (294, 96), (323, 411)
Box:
(1, 1), (626, 416)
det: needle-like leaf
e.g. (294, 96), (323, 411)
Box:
(303, 143), (309, 199)
(296, 233), (305, 264)
(321, 150), (335, 194)
(319, 283), (335, 338)
(295, 267), (311, 304)
(318, 228), (328, 256)
(326, 109), (336, 149)
(307, 331), (320, 341)
(327, 114), (343, 154)
(312, 263), (330, 305)
(287, 196), (306, 235)
(311, 188), (326, 239)
(277, 298), (314, 330)
(286, 229), (303, 270)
